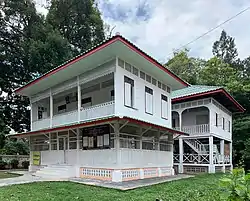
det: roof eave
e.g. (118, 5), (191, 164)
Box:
(14, 35), (189, 96)
(172, 88), (245, 113)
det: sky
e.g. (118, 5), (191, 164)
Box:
(36, 0), (250, 63)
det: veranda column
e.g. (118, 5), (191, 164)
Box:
(77, 76), (81, 122)
(230, 142), (233, 171)
(30, 100), (33, 131)
(179, 111), (182, 131)
(209, 136), (215, 173)
(76, 128), (80, 177)
(179, 137), (183, 173)
(112, 122), (122, 182)
(220, 139), (225, 172)
(49, 89), (53, 128)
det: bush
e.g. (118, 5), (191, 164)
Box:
(10, 159), (19, 169)
(0, 160), (7, 170)
(220, 168), (250, 200)
(22, 161), (29, 169)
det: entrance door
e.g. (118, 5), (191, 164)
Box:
(59, 137), (68, 164)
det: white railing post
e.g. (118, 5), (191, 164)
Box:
(77, 76), (81, 122)
(49, 89), (53, 128)
(179, 137), (183, 173)
(209, 136), (215, 173)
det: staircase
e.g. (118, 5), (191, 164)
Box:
(33, 164), (76, 179)
(184, 139), (208, 154)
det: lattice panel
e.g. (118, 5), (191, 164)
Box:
(183, 166), (208, 174)
(215, 166), (223, 173)
(122, 169), (140, 181)
(160, 167), (172, 176)
(144, 168), (158, 178)
(80, 168), (112, 180)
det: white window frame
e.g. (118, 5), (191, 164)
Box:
(124, 76), (134, 108)
(145, 86), (153, 115)
(161, 94), (168, 119)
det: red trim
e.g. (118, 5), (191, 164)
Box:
(15, 35), (188, 94)
(172, 88), (245, 112)
(122, 117), (187, 135)
(14, 117), (119, 137)
(11, 116), (187, 137)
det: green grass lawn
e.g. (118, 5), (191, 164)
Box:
(0, 172), (20, 179)
(0, 174), (223, 201)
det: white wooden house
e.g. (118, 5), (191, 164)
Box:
(10, 34), (188, 182)
(171, 85), (245, 174)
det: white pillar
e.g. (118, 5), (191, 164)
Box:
(77, 76), (81, 122)
(56, 132), (59, 150)
(49, 89), (53, 128)
(220, 139), (225, 172)
(139, 127), (143, 149)
(230, 142), (233, 170)
(49, 133), (51, 151)
(209, 136), (215, 173)
(114, 123), (121, 167)
(179, 137), (183, 173)
(30, 98), (33, 131)
(179, 112), (182, 131)
(76, 128), (80, 165)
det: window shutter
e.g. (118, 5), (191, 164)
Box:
(218, 114), (222, 126)
(161, 95), (168, 119)
(124, 82), (131, 106)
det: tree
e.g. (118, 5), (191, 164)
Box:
(0, 0), (72, 133)
(199, 57), (243, 91)
(165, 49), (204, 84)
(212, 30), (238, 65)
(46, 0), (105, 56)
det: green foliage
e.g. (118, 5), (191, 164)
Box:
(3, 139), (29, 155)
(220, 168), (250, 200)
(212, 30), (238, 65)
(0, 160), (7, 170)
(10, 159), (19, 169)
(46, 0), (105, 56)
(165, 49), (204, 84)
(22, 160), (29, 169)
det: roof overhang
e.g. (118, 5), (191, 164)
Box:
(15, 35), (189, 97)
(172, 88), (245, 113)
(8, 116), (188, 138)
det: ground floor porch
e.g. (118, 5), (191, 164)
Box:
(16, 117), (183, 182)
(173, 134), (232, 174)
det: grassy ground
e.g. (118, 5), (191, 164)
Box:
(0, 172), (20, 179)
(0, 174), (223, 201)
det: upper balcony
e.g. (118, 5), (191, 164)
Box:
(172, 106), (210, 136)
(31, 73), (115, 131)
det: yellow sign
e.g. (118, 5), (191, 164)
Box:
(32, 151), (41, 165)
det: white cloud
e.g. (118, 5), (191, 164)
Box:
(35, 0), (250, 62)
(99, 0), (250, 62)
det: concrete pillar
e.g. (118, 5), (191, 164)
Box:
(179, 112), (182, 131)
(230, 142), (233, 170)
(76, 128), (80, 165)
(30, 101), (33, 131)
(209, 136), (215, 173)
(49, 133), (51, 151)
(220, 139), (225, 173)
(49, 89), (53, 128)
(179, 137), (183, 173)
(114, 123), (121, 167)
(77, 76), (81, 122)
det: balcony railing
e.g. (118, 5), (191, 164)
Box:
(174, 154), (230, 164)
(80, 101), (115, 121)
(173, 124), (209, 135)
(32, 101), (115, 131)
